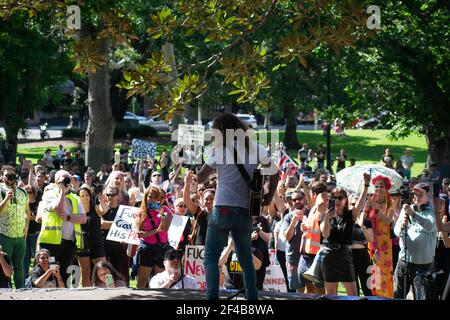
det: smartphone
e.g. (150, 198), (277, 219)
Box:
(49, 256), (56, 264)
(432, 182), (440, 198)
(328, 198), (336, 211)
(105, 274), (114, 288)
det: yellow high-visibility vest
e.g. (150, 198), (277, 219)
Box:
(38, 190), (83, 249)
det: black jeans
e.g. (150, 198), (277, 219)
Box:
(276, 250), (295, 292)
(394, 259), (433, 299)
(351, 248), (372, 296)
(256, 267), (267, 290)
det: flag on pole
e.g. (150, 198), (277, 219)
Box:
(276, 149), (299, 179)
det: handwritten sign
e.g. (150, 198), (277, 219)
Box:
(184, 245), (206, 290)
(168, 215), (189, 250)
(177, 125), (205, 146)
(131, 139), (156, 160)
(106, 205), (140, 245)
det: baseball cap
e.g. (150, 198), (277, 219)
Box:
(152, 171), (161, 177)
(73, 175), (81, 182)
(164, 248), (181, 261)
(412, 182), (430, 193)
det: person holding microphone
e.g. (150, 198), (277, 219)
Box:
(393, 182), (437, 299)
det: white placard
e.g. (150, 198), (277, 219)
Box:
(106, 205), (140, 245)
(178, 124), (205, 146)
(168, 215), (189, 250)
(184, 245), (206, 290)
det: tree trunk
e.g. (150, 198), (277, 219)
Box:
(162, 42), (185, 134)
(264, 110), (270, 130)
(4, 122), (18, 165)
(426, 127), (450, 178)
(283, 103), (299, 151)
(85, 38), (114, 171)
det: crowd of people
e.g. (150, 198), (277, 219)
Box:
(0, 116), (449, 301)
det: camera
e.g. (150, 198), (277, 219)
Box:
(252, 225), (261, 233)
(62, 177), (71, 186)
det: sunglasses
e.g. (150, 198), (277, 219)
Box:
(333, 196), (346, 201)
(106, 193), (117, 197)
(198, 188), (205, 192)
(152, 174), (161, 177)
(176, 204), (186, 208)
(374, 185), (385, 189)
(292, 197), (304, 201)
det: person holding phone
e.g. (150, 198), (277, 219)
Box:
(319, 173), (370, 296)
(91, 260), (126, 288)
(28, 249), (65, 288)
(393, 183), (437, 299)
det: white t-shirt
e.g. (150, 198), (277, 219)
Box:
(206, 142), (270, 209)
(273, 220), (287, 251)
(149, 271), (198, 289)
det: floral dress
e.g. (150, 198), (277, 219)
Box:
(367, 207), (394, 297)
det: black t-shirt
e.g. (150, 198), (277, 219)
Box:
(321, 209), (354, 245)
(351, 219), (373, 245)
(192, 209), (208, 246)
(81, 208), (103, 243)
(28, 201), (41, 235)
(29, 266), (58, 288)
(0, 255), (11, 288)
(223, 248), (263, 290)
(252, 216), (271, 267)
(101, 206), (120, 239)
(177, 215), (192, 252)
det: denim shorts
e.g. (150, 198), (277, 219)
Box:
(298, 253), (324, 288)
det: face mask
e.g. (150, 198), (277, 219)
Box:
(147, 202), (160, 210)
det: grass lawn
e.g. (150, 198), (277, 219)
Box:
(17, 129), (427, 177)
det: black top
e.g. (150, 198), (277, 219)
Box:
(29, 266), (58, 288)
(223, 248), (263, 290)
(351, 219), (373, 245)
(0, 255), (11, 288)
(177, 215), (192, 252)
(252, 216), (271, 267)
(191, 209), (208, 246)
(321, 209), (354, 245)
(28, 201), (41, 235)
(101, 206), (120, 239)
(81, 208), (103, 244)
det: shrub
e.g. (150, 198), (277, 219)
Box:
(62, 128), (83, 138)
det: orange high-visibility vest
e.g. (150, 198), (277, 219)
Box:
(303, 207), (321, 255)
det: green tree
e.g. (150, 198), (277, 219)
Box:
(0, 12), (71, 161)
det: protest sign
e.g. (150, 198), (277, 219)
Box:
(131, 139), (156, 160)
(106, 205), (140, 245)
(168, 215), (189, 250)
(184, 245), (206, 290)
(177, 124), (205, 146)
(263, 249), (287, 293)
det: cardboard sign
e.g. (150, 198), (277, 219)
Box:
(106, 205), (140, 245)
(131, 139), (156, 160)
(184, 245), (206, 290)
(263, 249), (287, 293)
(168, 215), (189, 250)
(177, 124), (205, 146)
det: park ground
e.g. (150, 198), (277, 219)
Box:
(18, 129), (428, 177)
